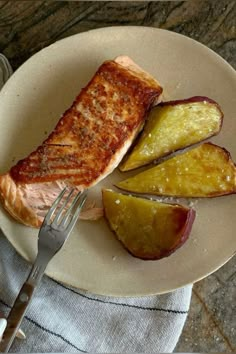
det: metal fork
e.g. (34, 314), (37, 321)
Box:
(0, 188), (87, 352)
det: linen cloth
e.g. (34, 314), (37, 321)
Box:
(0, 54), (192, 353)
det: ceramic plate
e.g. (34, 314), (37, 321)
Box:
(0, 27), (235, 296)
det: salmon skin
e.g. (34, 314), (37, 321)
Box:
(0, 56), (163, 227)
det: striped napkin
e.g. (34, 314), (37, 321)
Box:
(0, 54), (192, 353)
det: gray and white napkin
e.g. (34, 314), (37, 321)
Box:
(0, 54), (192, 353)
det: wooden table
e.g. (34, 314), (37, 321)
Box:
(0, 1), (235, 352)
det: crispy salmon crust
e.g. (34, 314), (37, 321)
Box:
(10, 59), (162, 185)
(0, 56), (163, 227)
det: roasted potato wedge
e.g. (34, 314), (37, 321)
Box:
(117, 143), (236, 197)
(102, 189), (195, 260)
(120, 97), (223, 171)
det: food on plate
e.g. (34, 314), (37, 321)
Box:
(102, 189), (195, 260)
(117, 143), (236, 197)
(0, 56), (163, 227)
(120, 96), (223, 171)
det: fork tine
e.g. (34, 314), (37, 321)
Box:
(51, 188), (75, 226)
(42, 187), (67, 227)
(64, 192), (87, 234)
(59, 190), (82, 228)
(0, 188), (88, 353)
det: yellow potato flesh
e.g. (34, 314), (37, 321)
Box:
(120, 101), (222, 171)
(117, 143), (236, 197)
(102, 189), (194, 260)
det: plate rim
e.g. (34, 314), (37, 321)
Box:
(0, 25), (235, 296)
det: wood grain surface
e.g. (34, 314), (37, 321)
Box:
(0, 1), (235, 70)
(0, 1), (235, 353)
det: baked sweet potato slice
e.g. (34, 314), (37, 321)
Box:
(120, 97), (223, 171)
(102, 189), (195, 260)
(117, 143), (236, 198)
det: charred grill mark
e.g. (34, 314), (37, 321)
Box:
(10, 59), (161, 185)
(44, 143), (73, 148)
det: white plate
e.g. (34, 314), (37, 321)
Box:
(0, 27), (235, 296)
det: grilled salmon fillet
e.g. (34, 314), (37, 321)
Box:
(0, 56), (163, 227)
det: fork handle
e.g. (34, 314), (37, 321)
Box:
(0, 282), (35, 352)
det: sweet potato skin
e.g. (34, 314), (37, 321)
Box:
(159, 95), (223, 111)
(120, 96), (224, 172)
(102, 189), (196, 260)
(117, 143), (236, 198)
